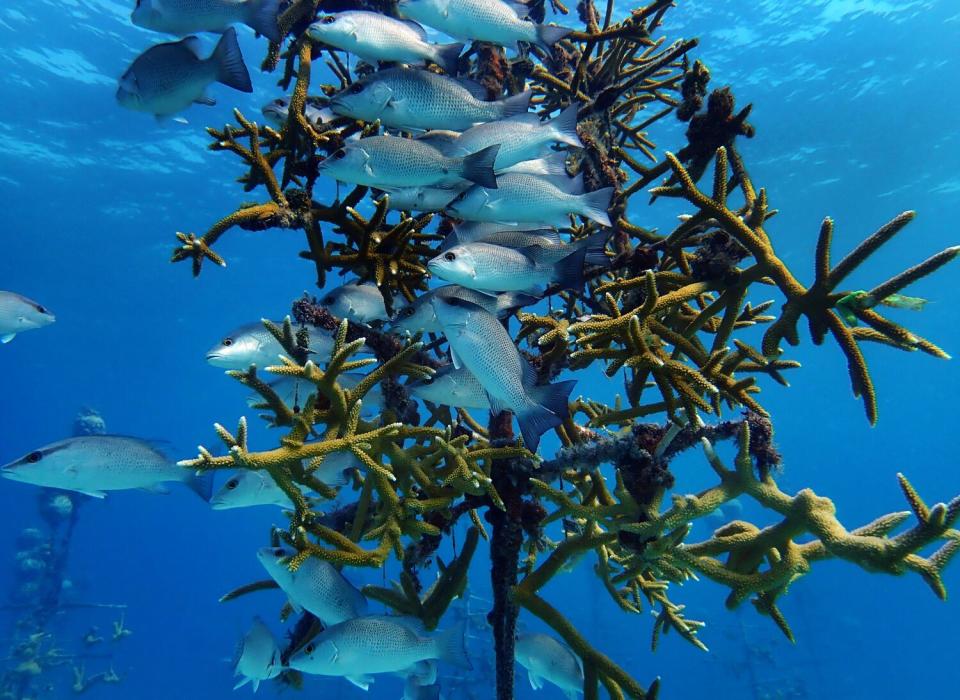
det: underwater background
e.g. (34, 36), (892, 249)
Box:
(1, 0), (958, 698)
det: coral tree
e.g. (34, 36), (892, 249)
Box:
(174, 0), (960, 697)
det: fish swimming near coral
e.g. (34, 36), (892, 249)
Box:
(261, 97), (334, 130)
(1, 436), (213, 500)
(116, 28), (252, 118)
(206, 321), (337, 370)
(390, 285), (535, 336)
(318, 135), (500, 189)
(330, 67), (531, 131)
(410, 363), (571, 412)
(286, 615), (470, 687)
(514, 632), (584, 699)
(0, 291), (55, 344)
(307, 12), (463, 74)
(247, 374), (384, 416)
(320, 282), (393, 323)
(257, 546), (368, 626)
(447, 173), (613, 227)
(233, 617), (283, 691)
(378, 184), (471, 213)
(397, 0), (572, 51)
(474, 229), (610, 268)
(209, 469), (293, 510)
(131, 0), (282, 42)
(431, 296), (575, 451)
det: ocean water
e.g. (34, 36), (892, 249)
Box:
(1, 1), (958, 699)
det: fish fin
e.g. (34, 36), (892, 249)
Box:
(495, 292), (539, 315)
(434, 621), (472, 670)
(529, 152), (570, 177)
(212, 27), (253, 93)
(1, 333), (15, 343)
(456, 77), (489, 100)
(547, 171), (584, 194)
(549, 101), (583, 147)
(233, 677), (251, 690)
(246, 0), (282, 43)
(535, 24), (574, 51)
(506, 0), (532, 19)
(401, 19), (428, 40)
(450, 346), (463, 370)
(529, 380), (576, 423)
(252, 678), (260, 692)
(528, 670), (543, 690)
(577, 187), (614, 227)
(78, 489), (107, 499)
(345, 674), (374, 690)
(434, 42), (464, 74)
(181, 35), (204, 57)
(186, 470), (215, 502)
(500, 90), (533, 119)
(546, 245), (587, 290)
(461, 145), (500, 189)
(517, 399), (563, 453)
(194, 94), (216, 106)
(576, 229), (612, 267)
(139, 484), (171, 495)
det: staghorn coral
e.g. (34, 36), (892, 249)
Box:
(172, 0), (959, 698)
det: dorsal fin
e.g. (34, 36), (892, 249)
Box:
(180, 36), (204, 58)
(401, 19), (428, 40)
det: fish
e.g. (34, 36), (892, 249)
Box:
(257, 546), (368, 625)
(330, 67), (532, 131)
(396, 0), (573, 51)
(446, 173), (614, 227)
(307, 12), (463, 74)
(233, 617), (283, 692)
(444, 104), (582, 171)
(318, 135), (500, 189)
(261, 97), (334, 130)
(404, 679), (442, 700)
(473, 229), (610, 267)
(410, 363), (573, 411)
(247, 374), (384, 415)
(286, 615), (470, 686)
(209, 469), (293, 510)
(131, 0), (282, 43)
(206, 321), (338, 370)
(427, 239), (590, 295)
(430, 296), (575, 451)
(320, 282), (392, 323)
(390, 285), (536, 336)
(378, 184), (470, 213)
(116, 28), (253, 118)
(1, 436), (213, 500)
(0, 291), (55, 344)
(514, 633), (584, 700)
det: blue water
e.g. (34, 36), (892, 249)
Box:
(1, 0), (958, 698)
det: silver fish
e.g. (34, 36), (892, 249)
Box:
(210, 469), (292, 510)
(390, 285), (535, 336)
(515, 633), (584, 699)
(320, 282), (392, 323)
(319, 135), (499, 189)
(116, 29), (252, 118)
(446, 104), (582, 170)
(248, 374), (384, 415)
(447, 174), (613, 227)
(430, 296), (574, 451)
(397, 0), (572, 51)
(233, 617), (283, 691)
(287, 615), (470, 686)
(131, 0), (282, 42)
(257, 546), (368, 626)
(378, 184), (470, 212)
(307, 12), (463, 74)
(262, 96), (334, 130)
(474, 229), (610, 267)
(0, 291), (55, 344)
(410, 363), (578, 413)
(206, 321), (337, 370)
(330, 67), (531, 131)
(450, 221), (548, 246)
(1, 436), (213, 500)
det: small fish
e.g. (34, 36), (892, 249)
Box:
(0, 292), (55, 344)
(378, 184), (470, 213)
(330, 67), (531, 131)
(210, 469), (292, 510)
(287, 615), (470, 686)
(390, 285), (535, 336)
(428, 240), (589, 295)
(206, 321), (336, 370)
(131, 0), (282, 42)
(501, 152), (579, 186)
(257, 546), (368, 626)
(1, 436), (213, 500)
(474, 229), (610, 267)
(397, 0), (572, 51)
(514, 633), (584, 700)
(261, 97), (334, 130)
(320, 282), (392, 323)
(116, 29), (252, 118)
(447, 174), (613, 227)
(430, 297), (575, 451)
(450, 221), (548, 245)
(307, 12), (463, 74)
(233, 617), (283, 692)
(247, 374), (384, 415)
(410, 363), (567, 411)
(319, 135), (499, 189)
(445, 104), (582, 171)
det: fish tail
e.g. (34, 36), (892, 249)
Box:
(517, 401), (563, 453)
(550, 246), (588, 290)
(549, 102), (583, 148)
(576, 229), (612, 267)
(186, 469), (215, 502)
(535, 24), (574, 51)
(434, 621), (472, 670)
(499, 90), (533, 119)
(246, 0), (283, 43)
(433, 42), (465, 74)
(496, 291), (539, 315)
(529, 380), (577, 423)
(212, 27), (253, 93)
(576, 187), (614, 227)
(461, 145), (500, 189)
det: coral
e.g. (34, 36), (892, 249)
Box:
(171, 0), (959, 698)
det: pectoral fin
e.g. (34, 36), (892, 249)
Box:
(528, 670), (543, 690)
(346, 674), (374, 690)
(1, 333), (15, 343)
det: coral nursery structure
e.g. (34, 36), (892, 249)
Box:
(173, 0), (960, 697)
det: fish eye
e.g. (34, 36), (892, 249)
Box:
(221, 337), (234, 347)
(322, 295), (335, 305)
(34, 304), (47, 314)
(25, 451), (42, 464)
(443, 252), (456, 262)
(321, 15), (336, 24)
(305, 643), (315, 654)
(349, 83), (365, 95)
(226, 479), (239, 490)
(398, 307), (415, 318)
(332, 149), (346, 160)
(454, 191), (467, 202)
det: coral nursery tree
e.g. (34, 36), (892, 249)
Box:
(172, 0), (960, 697)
